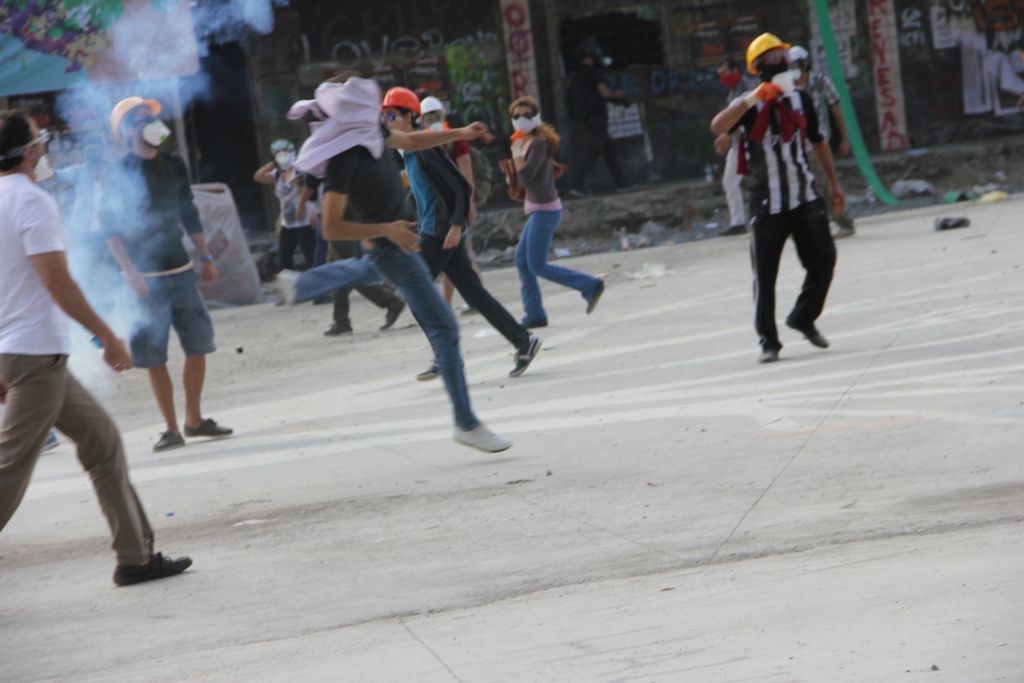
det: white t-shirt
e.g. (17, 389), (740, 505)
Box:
(0, 173), (70, 355)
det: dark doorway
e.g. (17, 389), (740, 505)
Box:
(189, 42), (266, 233)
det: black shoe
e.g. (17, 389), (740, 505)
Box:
(114, 552), (192, 586)
(509, 336), (542, 378)
(324, 323), (353, 337)
(787, 321), (830, 348)
(380, 301), (405, 330)
(416, 362), (440, 382)
(183, 418), (233, 438)
(153, 431), (185, 452)
(586, 281), (605, 315)
(759, 349), (780, 364)
(721, 224), (748, 236)
(522, 318), (548, 329)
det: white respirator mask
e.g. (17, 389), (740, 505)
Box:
(512, 114), (542, 133)
(275, 151), (295, 168)
(34, 153), (55, 182)
(770, 69), (799, 94)
(427, 122), (445, 132)
(142, 120), (171, 148)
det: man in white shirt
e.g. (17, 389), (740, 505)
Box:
(0, 109), (191, 586)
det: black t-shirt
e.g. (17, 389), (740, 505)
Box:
(100, 153), (204, 272)
(324, 146), (409, 225)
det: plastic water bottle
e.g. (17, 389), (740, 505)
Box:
(704, 163), (714, 183)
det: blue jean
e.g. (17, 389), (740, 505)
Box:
(294, 256), (383, 303)
(515, 210), (601, 324)
(312, 227), (329, 267)
(369, 244), (479, 431)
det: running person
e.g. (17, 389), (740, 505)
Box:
(505, 97), (604, 328)
(420, 96), (485, 311)
(381, 88), (541, 380)
(710, 33), (845, 364)
(292, 77), (510, 453)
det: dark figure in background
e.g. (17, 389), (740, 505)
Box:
(565, 38), (631, 197)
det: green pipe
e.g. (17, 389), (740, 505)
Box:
(811, 0), (899, 205)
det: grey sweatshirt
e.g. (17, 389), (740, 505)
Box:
(518, 138), (558, 205)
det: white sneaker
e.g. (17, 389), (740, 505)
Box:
(454, 424), (511, 453)
(275, 269), (300, 305)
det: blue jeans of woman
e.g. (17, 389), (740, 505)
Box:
(515, 209), (601, 325)
(369, 244), (479, 431)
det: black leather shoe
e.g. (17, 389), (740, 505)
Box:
(114, 552), (192, 586)
(787, 321), (830, 348)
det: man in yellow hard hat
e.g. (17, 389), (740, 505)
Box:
(710, 33), (845, 364)
(100, 97), (232, 451)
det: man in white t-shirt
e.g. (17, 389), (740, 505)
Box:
(0, 110), (192, 586)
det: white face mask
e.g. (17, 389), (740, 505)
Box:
(771, 69), (798, 94)
(275, 151), (295, 168)
(142, 120), (171, 148)
(427, 122), (445, 132)
(512, 114), (542, 133)
(34, 153), (54, 182)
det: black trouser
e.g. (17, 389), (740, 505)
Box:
(749, 199), (836, 351)
(279, 225), (316, 270)
(329, 240), (403, 330)
(419, 235), (530, 350)
(572, 117), (627, 190)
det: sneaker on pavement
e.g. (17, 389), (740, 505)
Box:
(586, 280), (605, 314)
(380, 301), (405, 330)
(786, 321), (830, 348)
(758, 349), (780, 364)
(509, 336), (542, 378)
(153, 431), (185, 452)
(274, 269), (300, 305)
(454, 424), (511, 453)
(416, 362), (440, 382)
(183, 418), (234, 438)
(834, 226), (856, 239)
(113, 552), (193, 587)
(43, 430), (60, 452)
(324, 323), (353, 336)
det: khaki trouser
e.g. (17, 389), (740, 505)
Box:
(0, 354), (153, 565)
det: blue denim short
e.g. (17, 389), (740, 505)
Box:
(130, 270), (216, 368)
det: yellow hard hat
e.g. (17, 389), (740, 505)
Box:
(746, 33), (791, 75)
(110, 96), (162, 141)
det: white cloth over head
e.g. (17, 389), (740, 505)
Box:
(290, 78), (385, 179)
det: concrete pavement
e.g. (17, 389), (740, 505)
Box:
(2, 197), (1022, 682)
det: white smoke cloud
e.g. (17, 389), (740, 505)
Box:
(47, 0), (288, 391)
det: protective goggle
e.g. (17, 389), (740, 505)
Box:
(382, 109), (413, 122)
(421, 111), (444, 123)
(511, 114), (537, 121)
(270, 139), (294, 153)
(0, 128), (50, 161)
(755, 49), (789, 70)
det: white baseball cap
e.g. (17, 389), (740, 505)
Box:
(420, 96), (445, 116)
(789, 45), (810, 63)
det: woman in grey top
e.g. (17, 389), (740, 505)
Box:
(254, 139), (317, 269)
(508, 97), (604, 328)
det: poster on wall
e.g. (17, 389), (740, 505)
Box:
(0, 0), (199, 97)
(926, 0), (1024, 117)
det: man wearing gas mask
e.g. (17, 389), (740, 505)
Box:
(566, 37), (631, 197)
(101, 97), (232, 452)
(710, 33), (845, 365)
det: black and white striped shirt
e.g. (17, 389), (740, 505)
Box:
(730, 90), (824, 216)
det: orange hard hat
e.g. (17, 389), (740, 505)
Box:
(382, 87), (421, 116)
(110, 96), (162, 141)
